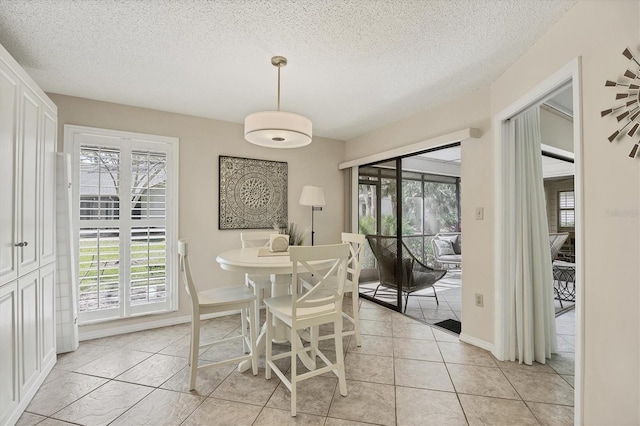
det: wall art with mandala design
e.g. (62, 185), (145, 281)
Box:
(219, 156), (288, 229)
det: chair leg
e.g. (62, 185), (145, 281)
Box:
(265, 308), (273, 380)
(310, 326), (318, 361)
(555, 288), (563, 308)
(241, 305), (249, 354)
(403, 293), (409, 313)
(189, 316), (200, 390)
(352, 291), (362, 346)
(290, 326), (298, 417)
(433, 285), (439, 305)
(248, 302), (258, 376)
(254, 285), (263, 330)
(187, 336), (192, 367)
(334, 318), (347, 397)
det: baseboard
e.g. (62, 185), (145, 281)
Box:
(459, 333), (495, 354)
(78, 310), (241, 341)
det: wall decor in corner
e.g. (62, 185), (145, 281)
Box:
(219, 156), (288, 229)
(602, 47), (640, 159)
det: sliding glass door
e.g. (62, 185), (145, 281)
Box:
(357, 152), (461, 314)
(358, 161), (400, 310)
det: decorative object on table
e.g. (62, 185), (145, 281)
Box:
(219, 156), (287, 229)
(299, 185), (325, 245)
(601, 47), (640, 158)
(274, 222), (306, 246)
(269, 233), (289, 252)
(244, 56), (312, 148)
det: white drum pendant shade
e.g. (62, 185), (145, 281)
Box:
(245, 56), (312, 149)
(244, 110), (312, 148)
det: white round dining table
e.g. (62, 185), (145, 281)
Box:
(216, 246), (326, 372)
(216, 247), (301, 275)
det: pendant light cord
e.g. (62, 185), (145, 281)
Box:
(277, 64), (281, 111)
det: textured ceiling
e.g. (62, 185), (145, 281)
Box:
(0, 0), (576, 141)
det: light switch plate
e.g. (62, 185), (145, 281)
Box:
(475, 207), (484, 220)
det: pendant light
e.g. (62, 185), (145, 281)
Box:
(244, 56), (312, 148)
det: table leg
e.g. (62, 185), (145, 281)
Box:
(238, 272), (317, 372)
(238, 317), (316, 372)
(238, 321), (267, 373)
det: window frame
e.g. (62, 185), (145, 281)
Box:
(558, 189), (575, 229)
(64, 125), (179, 324)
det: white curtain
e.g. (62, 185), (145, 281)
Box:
(56, 153), (79, 353)
(508, 107), (557, 365)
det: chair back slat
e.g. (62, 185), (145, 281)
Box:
(178, 239), (199, 309)
(290, 243), (349, 320)
(341, 232), (366, 285)
(241, 231), (275, 248)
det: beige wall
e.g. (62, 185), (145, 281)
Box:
(491, 1), (639, 423)
(49, 94), (346, 334)
(345, 1), (640, 422)
(47, 0), (640, 420)
(345, 88), (495, 344)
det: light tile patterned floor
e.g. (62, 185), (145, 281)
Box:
(362, 270), (571, 328)
(359, 270), (464, 332)
(18, 298), (575, 425)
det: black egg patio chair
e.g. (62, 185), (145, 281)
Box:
(366, 235), (447, 313)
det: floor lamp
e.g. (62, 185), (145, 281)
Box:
(299, 185), (325, 246)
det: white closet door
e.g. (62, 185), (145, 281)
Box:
(0, 61), (19, 286)
(17, 86), (40, 276)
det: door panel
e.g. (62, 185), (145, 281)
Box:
(358, 163), (400, 310)
(40, 108), (56, 265)
(40, 264), (56, 365)
(18, 88), (40, 275)
(0, 282), (18, 425)
(0, 63), (19, 285)
(18, 271), (40, 393)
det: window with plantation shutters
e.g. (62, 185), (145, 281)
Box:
(130, 151), (167, 308)
(559, 190), (575, 228)
(67, 126), (178, 324)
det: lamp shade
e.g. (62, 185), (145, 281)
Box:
(244, 111), (312, 148)
(299, 185), (325, 206)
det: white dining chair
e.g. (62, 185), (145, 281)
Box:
(302, 232), (366, 346)
(264, 243), (350, 417)
(178, 240), (258, 390)
(240, 231), (275, 316)
(337, 232), (366, 346)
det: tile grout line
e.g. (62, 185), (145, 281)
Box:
(23, 297), (574, 425)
